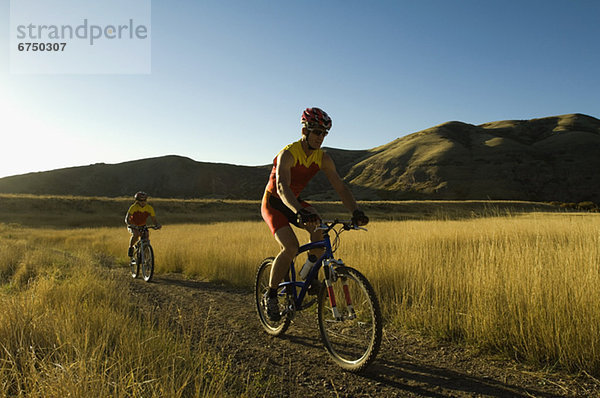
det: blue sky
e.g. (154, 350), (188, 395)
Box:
(1, 0), (599, 178)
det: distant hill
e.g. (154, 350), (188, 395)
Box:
(0, 156), (271, 199)
(1, 113), (599, 202)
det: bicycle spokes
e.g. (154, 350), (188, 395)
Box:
(254, 258), (291, 336)
(317, 266), (382, 372)
(256, 219), (380, 372)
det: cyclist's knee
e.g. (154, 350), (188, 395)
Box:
(310, 229), (323, 241)
(280, 243), (298, 258)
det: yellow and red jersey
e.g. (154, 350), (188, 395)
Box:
(126, 202), (156, 226)
(265, 140), (323, 198)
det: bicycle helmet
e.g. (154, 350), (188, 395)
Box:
(134, 191), (148, 201)
(301, 107), (332, 131)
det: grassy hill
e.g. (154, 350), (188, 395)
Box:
(1, 113), (599, 202)
(0, 156), (271, 199)
(344, 113), (600, 202)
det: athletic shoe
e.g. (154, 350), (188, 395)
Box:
(262, 291), (281, 322)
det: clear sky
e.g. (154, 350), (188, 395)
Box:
(1, 0), (599, 178)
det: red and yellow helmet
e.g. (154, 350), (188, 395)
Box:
(301, 107), (332, 131)
(134, 191), (148, 201)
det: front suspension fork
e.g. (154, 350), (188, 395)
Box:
(324, 266), (356, 321)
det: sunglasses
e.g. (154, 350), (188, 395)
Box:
(309, 128), (329, 137)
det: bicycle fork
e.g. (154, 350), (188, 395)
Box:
(324, 261), (356, 321)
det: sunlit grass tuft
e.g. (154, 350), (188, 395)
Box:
(155, 222), (278, 286)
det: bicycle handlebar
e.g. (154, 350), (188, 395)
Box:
(317, 219), (367, 232)
(128, 225), (161, 230)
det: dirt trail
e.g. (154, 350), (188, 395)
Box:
(124, 272), (600, 397)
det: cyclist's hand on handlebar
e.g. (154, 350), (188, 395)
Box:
(296, 208), (321, 227)
(351, 209), (369, 226)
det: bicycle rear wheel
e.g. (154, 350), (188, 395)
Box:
(141, 244), (154, 282)
(317, 266), (382, 372)
(255, 257), (291, 336)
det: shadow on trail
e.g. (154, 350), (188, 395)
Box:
(361, 359), (565, 398)
(280, 333), (323, 351)
(153, 274), (249, 295)
(131, 271), (577, 397)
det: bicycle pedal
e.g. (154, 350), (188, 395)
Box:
(281, 307), (295, 319)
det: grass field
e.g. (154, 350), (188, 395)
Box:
(0, 227), (274, 397)
(145, 214), (600, 375)
(1, 194), (599, 392)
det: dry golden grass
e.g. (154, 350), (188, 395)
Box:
(0, 228), (272, 397)
(142, 214), (600, 374)
(3, 196), (600, 376)
(354, 214), (600, 374)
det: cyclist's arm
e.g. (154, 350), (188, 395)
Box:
(275, 150), (304, 213)
(125, 211), (131, 226)
(321, 152), (360, 213)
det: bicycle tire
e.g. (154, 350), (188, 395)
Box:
(141, 243), (154, 282)
(317, 266), (382, 372)
(130, 250), (139, 279)
(255, 257), (291, 336)
(130, 258), (139, 279)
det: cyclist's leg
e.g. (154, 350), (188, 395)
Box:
(306, 227), (325, 294)
(270, 226), (299, 289)
(128, 228), (141, 255)
(308, 227), (325, 258)
(129, 229), (141, 247)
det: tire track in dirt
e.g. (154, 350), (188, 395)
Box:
(123, 271), (600, 397)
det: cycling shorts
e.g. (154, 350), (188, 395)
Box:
(261, 190), (310, 235)
(128, 226), (149, 239)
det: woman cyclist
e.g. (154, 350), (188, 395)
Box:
(125, 191), (161, 257)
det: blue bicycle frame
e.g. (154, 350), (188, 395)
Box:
(278, 231), (335, 310)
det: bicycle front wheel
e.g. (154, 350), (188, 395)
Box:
(130, 252), (139, 279)
(317, 266), (382, 372)
(255, 257), (291, 336)
(141, 244), (154, 282)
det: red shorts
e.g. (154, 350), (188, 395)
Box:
(261, 191), (310, 235)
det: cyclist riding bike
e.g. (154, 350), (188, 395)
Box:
(125, 191), (161, 257)
(260, 107), (369, 321)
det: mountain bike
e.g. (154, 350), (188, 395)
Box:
(129, 225), (160, 282)
(255, 219), (382, 372)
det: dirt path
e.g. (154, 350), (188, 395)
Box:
(124, 272), (600, 397)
